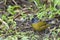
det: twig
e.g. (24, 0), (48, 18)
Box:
(4, 0), (7, 5)
(0, 18), (9, 29)
(12, 0), (18, 5)
(14, 13), (22, 19)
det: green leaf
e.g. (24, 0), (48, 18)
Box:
(53, 0), (60, 7)
(7, 5), (21, 15)
(33, 0), (40, 7)
(21, 36), (29, 40)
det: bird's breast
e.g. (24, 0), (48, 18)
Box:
(32, 21), (49, 31)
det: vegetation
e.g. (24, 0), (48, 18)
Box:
(0, 0), (60, 40)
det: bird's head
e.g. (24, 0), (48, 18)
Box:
(31, 15), (39, 23)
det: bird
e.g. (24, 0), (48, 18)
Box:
(31, 15), (50, 31)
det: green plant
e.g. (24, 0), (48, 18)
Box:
(1, 15), (16, 29)
(0, 18), (9, 30)
(4, 36), (18, 40)
(7, 5), (21, 15)
(33, 0), (41, 7)
(52, 0), (60, 7)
